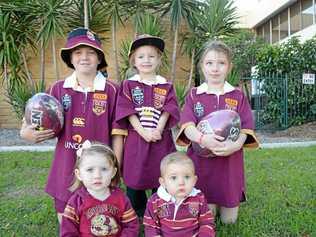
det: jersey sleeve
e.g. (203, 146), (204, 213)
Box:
(238, 91), (259, 148)
(176, 88), (197, 146)
(115, 81), (138, 129)
(107, 81), (128, 136)
(161, 85), (180, 128)
(143, 195), (162, 236)
(120, 195), (139, 237)
(197, 193), (216, 237)
(60, 193), (82, 237)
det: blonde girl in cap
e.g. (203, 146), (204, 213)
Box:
(115, 34), (180, 218)
(20, 28), (125, 223)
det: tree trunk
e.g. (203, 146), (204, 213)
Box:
(52, 37), (60, 81)
(84, 0), (89, 29)
(112, 19), (120, 81)
(171, 25), (178, 83)
(40, 39), (45, 88)
(21, 51), (35, 93)
(4, 62), (8, 85)
(186, 47), (195, 92)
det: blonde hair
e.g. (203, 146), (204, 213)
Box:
(160, 152), (195, 177)
(69, 141), (120, 192)
(198, 40), (233, 81)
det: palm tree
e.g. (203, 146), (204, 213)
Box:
(67, 0), (110, 33)
(0, 2), (43, 118)
(182, 0), (239, 86)
(97, 0), (130, 81)
(30, 0), (74, 81)
(149, 0), (200, 82)
(84, 0), (89, 28)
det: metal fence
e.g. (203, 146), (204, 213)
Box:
(242, 73), (316, 131)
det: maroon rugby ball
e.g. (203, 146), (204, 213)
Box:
(192, 109), (241, 157)
(25, 93), (64, 136)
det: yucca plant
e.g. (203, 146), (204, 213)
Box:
(119, 39), (133, 81)
(67, 0), (110, 34)
(174, 82), (188, 108)
(148, 0), (201, 83)
(181, 0), (239, 86)
(5, 70), (46, 120)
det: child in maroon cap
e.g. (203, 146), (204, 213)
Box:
(176, 40), (259, 224)
(115, 34), (180, 218)
(20, 28), (125, 224)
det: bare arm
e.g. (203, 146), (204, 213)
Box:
(20, 119), (55, 143)
(184, 124), (224, 150)
(151, 111), (170, 141)
(212, 133), (247, 157)
(128, 114), (154, 143)
(112, 135), (124, 166)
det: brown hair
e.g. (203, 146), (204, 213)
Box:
(198, 40), (233, 81)
(160, 152), (195, 177)
(69, 141), (120, 192)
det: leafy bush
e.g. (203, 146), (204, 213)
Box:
(256, 37), (316, 127)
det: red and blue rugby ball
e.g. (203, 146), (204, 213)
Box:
(25, 93), (64, 136)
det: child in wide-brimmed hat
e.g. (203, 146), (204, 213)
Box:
(115, 34), (180, 217)
(20, 27), (125, 224)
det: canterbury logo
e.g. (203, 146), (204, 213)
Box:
(73, 117), (85, 127)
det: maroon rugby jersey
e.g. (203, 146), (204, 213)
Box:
(61, 187), (139, 237)
(116, 75), (180, 189)
(177, 82), (259, 207)
(143, 186), (215, 237)
(45, 72), (125, 204)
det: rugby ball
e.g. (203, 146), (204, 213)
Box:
(25, 93), (64, 136)
(192, 109), (241, 157)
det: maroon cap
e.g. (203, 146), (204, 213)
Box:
(60, 28), (107, 70)
(128, 34), (165, 58)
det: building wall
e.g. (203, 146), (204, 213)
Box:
(236, 0), (295, 28)
(0, 22), (191, 128)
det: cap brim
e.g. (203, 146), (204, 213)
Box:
(129, 37), (165, 57)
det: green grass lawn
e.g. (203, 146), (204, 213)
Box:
(0, 147), (315, 237)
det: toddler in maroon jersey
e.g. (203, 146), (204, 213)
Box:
(116, 34), (180, 218)
(143, 152), (215, 237)
(61, 140), (138, 237)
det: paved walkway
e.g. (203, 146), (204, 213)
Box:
(1, 141), (316, 152)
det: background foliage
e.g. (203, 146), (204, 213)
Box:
(256, 37), (316, 127)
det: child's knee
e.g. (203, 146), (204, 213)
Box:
(220, 206), (239, 224)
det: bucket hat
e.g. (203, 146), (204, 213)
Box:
(128, 34), (165, 58)
(61, 28), (107, 70)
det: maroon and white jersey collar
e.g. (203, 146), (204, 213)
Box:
(196, 81), (235, 95)
(128, 74), (167, 86)
(63, 71), (107, 92)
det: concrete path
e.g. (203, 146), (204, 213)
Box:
(1, 141), (316, 152)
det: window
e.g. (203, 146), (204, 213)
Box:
(263, 21), (271, 43)
(256, 26), (263, 38)
(272, 16), (279, 43)
(302, 0), (313, 29)
(280, 9), (289, 39)
(290, 2), (301, 34)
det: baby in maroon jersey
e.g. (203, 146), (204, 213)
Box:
(143, 152), (215, 237)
